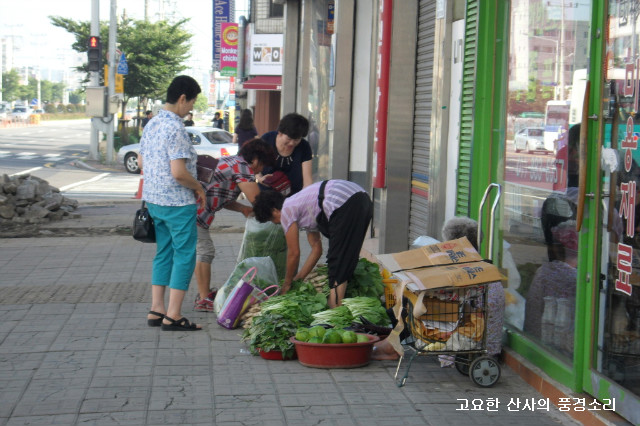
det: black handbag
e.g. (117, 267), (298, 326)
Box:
(133, 201), (156, 243)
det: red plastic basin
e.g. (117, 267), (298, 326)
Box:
(290, 333), (380, 369)
(258, 348), (297, 361)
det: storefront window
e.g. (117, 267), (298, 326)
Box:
(502, 0), (591, 362)
(306, 0), (332, 180)
(599, 0), (640, 395)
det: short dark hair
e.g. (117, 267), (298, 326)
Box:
(145, 110), (152, 115)
(166, 75), (201, 104)
(253, 190), (285, 223)
(238, 138), (276, 168)
(214, 112), (221, 118)
(277, 113), (309, 139)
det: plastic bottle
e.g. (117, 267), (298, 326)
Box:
(541, 296), (556, 345)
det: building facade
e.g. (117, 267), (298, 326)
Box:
(465, 2), (640, 424)
(275, 0), (640, 424)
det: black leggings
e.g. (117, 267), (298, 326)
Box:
(325, 192), (373, 288)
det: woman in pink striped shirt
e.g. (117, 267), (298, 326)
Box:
(253, 179), (373, 308)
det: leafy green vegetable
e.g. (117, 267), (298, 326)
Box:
(289, 279), (318, 295)
(241, 312), (297, 357)
(260, 291), (327, 326)
(346, 258), (385, 299)
(342, 297), (390, 326)
(241, 283), (329, 357)
(310, 306), (354, 329)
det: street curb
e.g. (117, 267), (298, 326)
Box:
(72, 159), (122, 173)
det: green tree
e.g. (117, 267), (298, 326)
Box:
(52, 82), (66, 103)
(193, 94), (208, 112)
(17, 77), (67, 105)
(1, 69), (28, 102)
(69, 89), (86, 105)
(50, 16), (193, 117)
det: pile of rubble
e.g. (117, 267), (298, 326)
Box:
(0, 174), (79, 224)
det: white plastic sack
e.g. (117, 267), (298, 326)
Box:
(411, 236), (440, 249)
(213, 256), (279, 316)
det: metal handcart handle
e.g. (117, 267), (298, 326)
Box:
(477, 183), (502, 260)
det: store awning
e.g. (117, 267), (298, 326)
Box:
(240, 76), (282, 91)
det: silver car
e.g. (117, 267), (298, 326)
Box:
(10, 106), (31, 122)
(117, 126), (238, 174)
(514, 127), (546, 154)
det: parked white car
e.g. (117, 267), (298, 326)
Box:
(514, 127), (547, 154)
(10, 106), (31, 121)
(117, 126), (238, 174)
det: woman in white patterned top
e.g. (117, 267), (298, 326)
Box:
(139, 75), (206, 331)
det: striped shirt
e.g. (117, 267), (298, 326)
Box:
(280, 180), (367, 233)
(196, 156), (255, 229)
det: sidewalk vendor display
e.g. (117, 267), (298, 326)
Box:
(241, 260), (389, 365)
(377, 237), (505, 387)
(241, 278), (328, 359)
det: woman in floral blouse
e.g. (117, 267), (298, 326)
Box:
(139, 75), (206, 331)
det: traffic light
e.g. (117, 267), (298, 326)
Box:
(87, 36), (101, 72)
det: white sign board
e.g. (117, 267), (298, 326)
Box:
(247, 33), (283, 76)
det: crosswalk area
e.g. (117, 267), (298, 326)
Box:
(0, 151), (66, 162)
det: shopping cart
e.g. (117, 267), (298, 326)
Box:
(394, 283), (501, 387)
(394, 183), (503, 388)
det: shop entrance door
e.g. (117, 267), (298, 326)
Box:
(501, 0), (591, 374)
(591, 0), (640, 417)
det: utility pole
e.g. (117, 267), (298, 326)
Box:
(36, 67), (41, 109)
(106, 0), (117, 164)
(89, 0), (100, 160)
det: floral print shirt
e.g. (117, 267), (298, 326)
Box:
(140, 109), (198, 206)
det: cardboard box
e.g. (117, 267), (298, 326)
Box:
(377, 237), (503, 291)
(377, 237), (483, 272)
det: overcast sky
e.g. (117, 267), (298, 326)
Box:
(0, 0), (248, 74)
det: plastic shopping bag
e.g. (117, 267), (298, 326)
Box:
(237, 217), (287, 280)
(217, 267), (279, 330)
(213, 257), (279, 316)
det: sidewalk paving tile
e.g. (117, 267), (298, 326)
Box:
(0, 203), (594, 426)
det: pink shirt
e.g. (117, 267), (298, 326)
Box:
(280, 180), (366, 233)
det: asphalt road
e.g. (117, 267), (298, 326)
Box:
(0, 119), (140, 201)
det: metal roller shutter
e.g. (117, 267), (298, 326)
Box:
(409, 0), (436, 244)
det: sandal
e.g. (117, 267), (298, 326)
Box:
(161, 316), (202, 331)
(147, 311), (165, 327)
